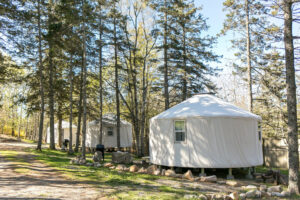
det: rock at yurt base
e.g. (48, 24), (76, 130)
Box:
(138, 167), (147, 173)
(116, 164), (126, 171)
(129, 165), (139, 172)
(104, 162), (113, 167)
(146, 165), (157, 175)
(200, 175), (217, 182)
(165, 169), (176, 177)
(183, 170), (194, 181)
(153, 169), (161, 175)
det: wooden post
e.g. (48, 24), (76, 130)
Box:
(246, 167), (253, 179)
(199, 168), (206, 177)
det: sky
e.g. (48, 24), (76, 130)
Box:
(197, 1), (300, 104)
(199, 0), (300, 68)
(198, 1), (245, 102)
(199, 1), (234, 63)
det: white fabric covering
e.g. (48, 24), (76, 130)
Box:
(153, 94), (261, 120)
(86, 114), (132, 148)
(46, 121), (77, 144)
(150, 95), (263, 168)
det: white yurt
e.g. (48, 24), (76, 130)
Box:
(86, 114), (132, 148)
(46, 121), (77, 144)
(149, 94), (263, 168)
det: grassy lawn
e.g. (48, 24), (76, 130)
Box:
(0, 150), (33, 175)
(7, 148), (202, 200)
(256, 166), (291, 176)
(21, 138), (37, 144)
(0, 150), (30, 165)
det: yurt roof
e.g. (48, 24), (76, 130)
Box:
(89, 113), (131, 126)
(152, 94), (261, 120)
(54, 121), (77, 129)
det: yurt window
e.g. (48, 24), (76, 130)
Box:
(174, 120), (185, 142)
(107, 127), (114, 136)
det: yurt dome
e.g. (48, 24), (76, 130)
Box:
(54, 121), (77, 129)
(149, 94), (263, 168)
(152, 94), (261, 120)
(89, 113), (132, 126)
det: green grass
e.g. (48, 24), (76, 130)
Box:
(21, 138), (37, 144)
(0, 150), (29, 164)
(14, 168), (31, 174)
(24, 149), (203, 199)
(256, 166), (288, 175)
(0, 150), (32, 175)
(29, 149), (159, 183)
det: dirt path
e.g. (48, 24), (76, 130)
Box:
(0, 135), (102, 200)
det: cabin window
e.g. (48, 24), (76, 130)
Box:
(174, 120), (185, 142)
(258, 122), (262, 141)
(107, 127), (113, 136)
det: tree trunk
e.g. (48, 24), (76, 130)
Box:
(48, 0), (55, 150)
(48, 47), (55, 150)
(141, 58), (148, 156)
(18, 125), (21, 139)
(11, 127), (14, 137)
(283, 0), (299, 194)
(123, 22), (137, 154)
(163, 0), (169, 110)
(182, 26), (187, 101)
(132, 12), (140, 156)
(75, 62), (83, 152)
(18, 106), (22, 139)
(98, 7), (103, 145)
(37, 0), (44, 151)
(145, 90), (151, 155)
(11, 109), (15, 137)
(125, 59), (137, 152)
(44, 121), (49, 143)
(34, 114), (39, 141)
(58, 113), (62, 147)
(245, 0), (253, 112)
(25, 117), (28, 139)
(113, 7), (121, 150)
(32, 115), (35, 140)
(81, 0), (87, 159)
(69, 55), (73, 153)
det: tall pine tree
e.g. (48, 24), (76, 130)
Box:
(169, 0), (219, 101)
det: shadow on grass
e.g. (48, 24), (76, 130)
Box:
(256, 166), (291, 176)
